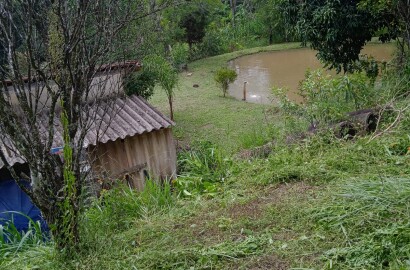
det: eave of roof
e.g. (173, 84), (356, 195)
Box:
(0, 94), (174, 169)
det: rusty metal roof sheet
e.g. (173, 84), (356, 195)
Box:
(83, 95), (174, 147)
(0, 95), (174, 169)
(3, 60), (141, 87)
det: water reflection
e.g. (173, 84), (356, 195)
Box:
(228, 44), (395, 104)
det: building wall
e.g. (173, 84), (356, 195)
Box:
(88, 128), (176, 190)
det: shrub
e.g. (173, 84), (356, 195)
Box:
(214, 68), (237, 97)
(123, 70), (156, 100)
(170, 43), (189, 71)
(274, 70), (380, 125)
(300, 70), (378, 123)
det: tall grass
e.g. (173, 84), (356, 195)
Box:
(313, 177), (410, 269)
(0, 213), (48, 259)
(174, 141), (233, 197)
(83, 180), (174, 233)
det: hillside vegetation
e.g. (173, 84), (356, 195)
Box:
(2, 43), (409, 270)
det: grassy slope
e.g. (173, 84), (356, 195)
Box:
(2, 43), (409, 270)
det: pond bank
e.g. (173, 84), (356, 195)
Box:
(228, 43), (395, 104)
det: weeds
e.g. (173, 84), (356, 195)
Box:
(174, 141), (233, 197)
(83, 180), (174, 232)
(0, 213), (49, 259)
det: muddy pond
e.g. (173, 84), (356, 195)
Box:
(228, 44), (395, 104)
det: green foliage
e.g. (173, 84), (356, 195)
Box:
(179, 5), (210, 48)
(83, 181), (174, 233)
(190, 25), (227, 59)
(313, 177), (410, 269)
(170, 43), (189, 71)
(143, 55), (178, 94)
(214, 67), (237, 97)
(299, 70), (377, 123)
(253, 0), (299, 44)
(174, 141), (233, 197)
(143, 55), (179, 119)
(123, 70), (156, 100)
(275, 70), (379, 124)
(0, 214), (48, 259)
(297, 0), (397, 72)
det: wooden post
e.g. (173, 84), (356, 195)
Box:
(242, 81), (247, 101)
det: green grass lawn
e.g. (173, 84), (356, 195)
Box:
(150, 42), (301, 153)
(2, 43), (409, 270)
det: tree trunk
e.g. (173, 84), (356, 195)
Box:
(44, 200), (80, 252)
(230, 0), (237, 27)
(168, 96), (174, 121)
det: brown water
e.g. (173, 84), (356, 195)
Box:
(228, 44), (395, 104)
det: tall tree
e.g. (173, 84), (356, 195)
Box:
(179, 5), (210, 50)
(297, 0), (403, 72)
(0, 0), (173, 252)
(254, 0), (299, 44)
(144, 55), (179, 120)
(359, 0), (410, 63)
(229, 0), (237, 26)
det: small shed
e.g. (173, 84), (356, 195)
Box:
(0, 94), (177, 191)
(0, 60), (177, 229)
(86, 95), (177, 190)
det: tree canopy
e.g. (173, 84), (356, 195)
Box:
(297, 0), (407, 72)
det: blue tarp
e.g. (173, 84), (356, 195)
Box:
(0, 179), (48, 232)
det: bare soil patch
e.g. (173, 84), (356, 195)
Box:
(176, 182), (319, 245)
(227, 181), (318, 220)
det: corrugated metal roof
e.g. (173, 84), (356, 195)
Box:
(0, 95), (174, 169)
(3, 60), (141, 87)
(83, 95), (174, 147)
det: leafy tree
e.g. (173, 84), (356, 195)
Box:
(297, 0), (400, 72)
(254, 0), (299, 44)
(163, 0), (221, 52)
(123, 70), (156, 100)
(214, 67), (237, 97)
(0, 0), (174, 252)
(143, 55), (179, 120)
(358, 0), (410, 63)
(179, 6), (209, 50)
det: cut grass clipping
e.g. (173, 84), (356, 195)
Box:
(313, 177), (410, 269)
